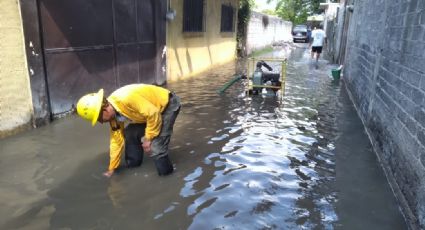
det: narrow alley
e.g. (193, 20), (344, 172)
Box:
(0, 44), (406, 229)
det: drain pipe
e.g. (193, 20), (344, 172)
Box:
(217, 75), (246, 94)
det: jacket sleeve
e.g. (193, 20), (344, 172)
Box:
(108, 121), (125, 171)
(131, 97), (162, 140)
(145, 108), (162, 140)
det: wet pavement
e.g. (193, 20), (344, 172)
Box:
(0, 44), (407, 229)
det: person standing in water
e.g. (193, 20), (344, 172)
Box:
(310, 25), (327, 64)
(76, 84), (181, 177)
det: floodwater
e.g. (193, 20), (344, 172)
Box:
(0, 44), (406, 229)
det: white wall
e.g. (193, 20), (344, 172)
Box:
(246, 11), (292, 55)
(0, 0), (33, 137)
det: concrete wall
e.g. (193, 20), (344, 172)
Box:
(333, 3), (347, 63)
(321, 2), (340, 60)
(0, 0), (33, 138)
(166, 0), (239, 81)
(343, 0), (425, 228)
(246, 11), (292, 55)
(324, 1), (349, 64)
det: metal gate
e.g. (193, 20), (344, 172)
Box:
(38, 0), (166, 116)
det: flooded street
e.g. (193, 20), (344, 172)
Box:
(0, 44), (406, 229)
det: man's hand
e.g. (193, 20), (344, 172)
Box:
(103, 170), (114, 178)
(142, 140), (152, 155)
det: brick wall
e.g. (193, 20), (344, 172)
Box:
(343, 0), (425, 228)
(0, 0), (33, 137)
(246, 11), (292, 54)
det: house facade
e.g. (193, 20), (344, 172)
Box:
(0, 0), (34, 137)
(166, 0), (239, 81)
(0, 0), (239, 137)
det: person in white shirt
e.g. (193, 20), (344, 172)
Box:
(310, 26), (327, 63)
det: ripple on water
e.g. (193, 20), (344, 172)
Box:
(170, 51), (340, 229)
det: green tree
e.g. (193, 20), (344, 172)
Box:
(267, 0), (326, 24)
(261, 9), (277, 16)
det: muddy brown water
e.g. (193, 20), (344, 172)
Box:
(0, 45), (406, 229)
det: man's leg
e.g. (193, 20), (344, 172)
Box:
(311, 46), (317, 59)
(151, 136), (173, 176)
(124, 123), (146, 167)
(316, 46), (323, 62)
(150, 93), (181, 176)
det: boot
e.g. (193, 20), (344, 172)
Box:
(154, 155), (174, 176)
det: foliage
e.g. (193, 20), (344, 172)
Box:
(237, 0), (255, 57)
(261, 9), (277, 16)
(238, 0), (255, 26)
(248, 46), (274, 58)
(267, 0), (327, 24)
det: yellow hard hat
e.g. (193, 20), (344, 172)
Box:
(76, 89), (104, 126)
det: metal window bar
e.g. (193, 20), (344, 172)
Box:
(220, 4), (234, 32)
(183, 0), (204, 32)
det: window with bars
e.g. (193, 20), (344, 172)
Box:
(220, 4), (234, 32)
(183, 0), (205, 32)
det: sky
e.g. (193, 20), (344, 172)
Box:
(254, 0), (277, 11)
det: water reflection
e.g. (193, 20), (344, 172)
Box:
(166, 48), (341, 229)
(0, 46), (406, 229)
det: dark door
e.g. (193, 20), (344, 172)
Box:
(39, 0), (166, 116)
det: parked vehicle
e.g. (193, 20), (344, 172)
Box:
(292, 25), (310, 43)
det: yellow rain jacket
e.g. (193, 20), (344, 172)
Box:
(106, 84), (170, 171)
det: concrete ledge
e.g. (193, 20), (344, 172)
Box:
(0, 122), (32, 139)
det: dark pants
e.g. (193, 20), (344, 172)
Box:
(124, 93), (181, 174)
(150, 93), (181, 159)
(312, 46), (323, 53)
(124, 123), (146, 167)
